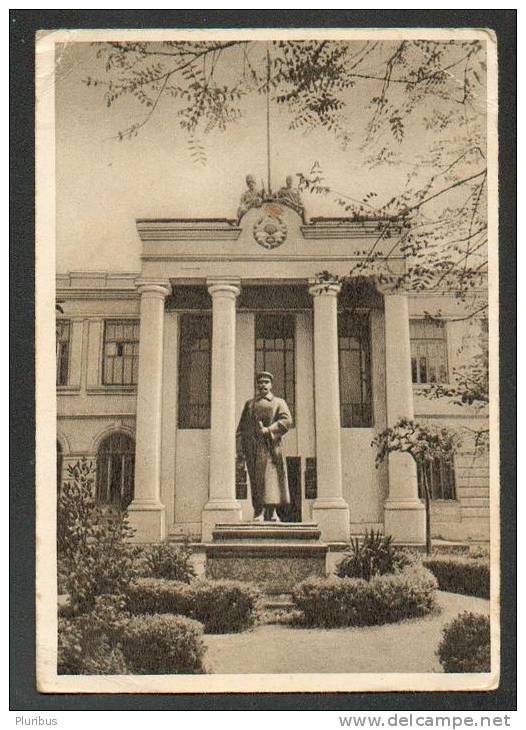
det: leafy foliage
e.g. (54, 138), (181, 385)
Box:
(135, 541), (197, 583)
(372, 418), (462, 468)
(437, 612), (491, 673)
(58, 595), (130, 675)
(293, 564), (437, 628)
(336, 530), (413, 581)
(57, 458), (137, 612)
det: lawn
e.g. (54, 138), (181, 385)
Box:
(203, 590), (490, 674)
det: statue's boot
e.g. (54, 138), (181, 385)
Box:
(253, 511), (264, 522)
(270, 509), (281, 523)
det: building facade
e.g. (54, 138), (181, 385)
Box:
(56, 196), (489, 544)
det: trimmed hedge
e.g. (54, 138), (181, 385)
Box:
(437, 611), (491, 672)
(121, 614), (206, 674)
(126, 578), (261, 633)
(423, 556), (490, 599)
(293, 564), (438, 628)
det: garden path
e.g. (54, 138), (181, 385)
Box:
(203, 591), (490, 674)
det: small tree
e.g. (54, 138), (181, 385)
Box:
(57, 457), (137, 612)
(372, 418), (461, 555)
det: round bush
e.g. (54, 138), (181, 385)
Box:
(437, 611), (491, 673)
(121, 614), (206, 674)
(293, 565), (437, 628)
(187, 580), (262, 634)
(126, 577), (261, 633)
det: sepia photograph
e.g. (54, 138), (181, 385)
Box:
(34, 25), (500, 694)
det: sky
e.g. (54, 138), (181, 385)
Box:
(54, 40), (485, 274)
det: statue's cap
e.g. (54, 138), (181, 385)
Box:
(256, 371), (274, 382)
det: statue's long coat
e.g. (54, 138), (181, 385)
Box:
(236, 393), (292, 511)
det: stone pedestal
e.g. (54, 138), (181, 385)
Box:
(205, 523), (328, 594)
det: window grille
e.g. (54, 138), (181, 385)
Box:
(178, 314), (212, 429)
(417, 457), (457, 500)
(338, 311), (373, 427)
(96, 432), (135, 509)
(56, 320), (71, 386)
(103, 320), (140, 385)
(255, 314), (295, 419)
(410, 319), (448, 384)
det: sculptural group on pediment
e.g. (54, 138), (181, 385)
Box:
(237, 174), (304, 221)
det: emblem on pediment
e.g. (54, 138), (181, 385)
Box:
(253, 209), (287, 249)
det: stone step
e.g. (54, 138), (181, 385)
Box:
(262, 594), (294, 610)
(212, 522), (322, 542)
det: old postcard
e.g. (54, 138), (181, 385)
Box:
(35, 26), (499, 694)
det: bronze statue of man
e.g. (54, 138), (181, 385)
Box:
(236, 371), (292, 522)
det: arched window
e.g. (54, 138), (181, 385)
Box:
(57, 440), (63, 490)
(96, 432), (135, 509)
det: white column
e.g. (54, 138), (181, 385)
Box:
(309, 282), (350, 543)
(202, 278), (242, 541)
(128, 280), (171, 542)
(383, 292), (425, 544)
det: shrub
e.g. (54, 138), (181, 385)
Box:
(423, 556), (490, 598)
(336, 530), (413, 580)
(135, 542), (196, 583)
(186, 580), (261, 633)
(57, 458), (137, 612)
(121, 614), (206, 674)
(293, 565), (438, 628)
(58, 595), (130, 675)
(126, 578), (261, 633)
(437, 612), (491, 672)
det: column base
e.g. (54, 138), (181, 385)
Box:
(311, 498), (350, 543)
(383, 498), (426, 544)
(201, 500), (242, 542)
(127, 500), (166, 543)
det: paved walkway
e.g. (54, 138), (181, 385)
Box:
(203, 591), (490, 674)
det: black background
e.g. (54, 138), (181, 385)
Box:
(10, 8), (516, 712)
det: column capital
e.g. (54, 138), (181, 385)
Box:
(135, 279), (171, 298)
(207, 278), (241, 299)
(308, 279), (342, 298)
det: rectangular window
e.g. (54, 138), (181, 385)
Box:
(102, 320), (140, 385)
(418, 457), (457, 500)
(338, 311), (373, 427)
(56, 320), (71, 386)
(255, 314), (295, 419)
(410, 319), (448, 384)
(178, 314), (212, 429)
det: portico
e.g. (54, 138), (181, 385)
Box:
(129, 198), (425, 546)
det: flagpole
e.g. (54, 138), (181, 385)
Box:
(266, 45), (271, 197)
